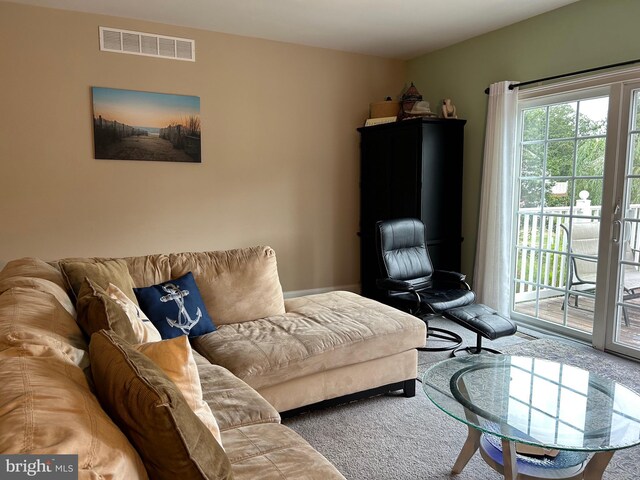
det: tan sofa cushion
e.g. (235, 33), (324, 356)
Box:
(122, 253), (173, 288)
(192, 291), (425, 390)
(0, 283), (148, 479)
(59, 258), (139, 305)
(0, 257), (67, 289)
(169, 247), (285, 324)
(192, 350), (280, 431)
(222, 423), (345, 479)
(75, 278), (139, 344)
(0, 287), (88, 367)
(0, 258), (75, 316)
(135, 336), (222, 445)
(0, 356), (148, 479)
(90, 330), (232, 480)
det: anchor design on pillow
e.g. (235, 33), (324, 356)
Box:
(159, 283), (202, 334)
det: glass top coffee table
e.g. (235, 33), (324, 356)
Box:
(422, 354), (640, 480)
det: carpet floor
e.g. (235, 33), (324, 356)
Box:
(283, 318), (640, 479)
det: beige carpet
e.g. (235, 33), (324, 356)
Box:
(283, 337), (640, 480)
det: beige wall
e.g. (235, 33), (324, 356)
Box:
(0, 2), (405, 291)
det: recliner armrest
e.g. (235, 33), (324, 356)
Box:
(432, 270), (469, 289)
(376, 278), (416, 293)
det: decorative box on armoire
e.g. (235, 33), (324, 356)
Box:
(357, 117), (466, 300)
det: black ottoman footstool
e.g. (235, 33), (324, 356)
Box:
(443, 304), (517, 356)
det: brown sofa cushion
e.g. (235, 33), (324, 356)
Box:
(192, 350), (280, 432)
(0, 355), (149, 479)
(0, 258), (75, 315)
(89, 330), (233, 480)
(59, 258), (139, 305)
(169, 247), (285, 325)
(0, 282), (148, 479)
(76, 278), (139, 344)
(0, 287), (88, 366)
(0, 257), (67, 289)
(221, 423), (345, 479)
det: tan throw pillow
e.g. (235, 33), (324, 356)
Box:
(76, 278), (138, 344)
(134, 336), (222, 445)
(106, 283), (162, 343)
(60, 258), (139, 306)
(89, 330), (233, 480)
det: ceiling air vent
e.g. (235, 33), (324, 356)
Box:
(99, 27), (195, 62)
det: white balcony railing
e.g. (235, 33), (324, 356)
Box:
(514, 205), (640, 302)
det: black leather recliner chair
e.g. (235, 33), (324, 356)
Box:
(375, 218), (517, 356)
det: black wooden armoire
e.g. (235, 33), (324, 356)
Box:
(357, 117), (467, 300)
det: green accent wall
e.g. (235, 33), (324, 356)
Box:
(407, 0), (640, 285)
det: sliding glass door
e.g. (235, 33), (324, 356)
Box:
(602, 82), (640, 358)
(510, 75), (640, 360)
(512, 90), (609, 341)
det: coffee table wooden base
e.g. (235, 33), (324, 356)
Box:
(453, 426), (615, 480)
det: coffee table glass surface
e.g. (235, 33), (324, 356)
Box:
(422, 354), (640, 452)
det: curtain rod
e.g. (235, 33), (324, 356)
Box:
(483, 58), (640, 95)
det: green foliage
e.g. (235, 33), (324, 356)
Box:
(519, 101), (606, 209)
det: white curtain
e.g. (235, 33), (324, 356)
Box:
(473, 81), (519, 316)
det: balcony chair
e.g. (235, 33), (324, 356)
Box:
(375, 218), (517, 356)
(560, 221), (640, 326)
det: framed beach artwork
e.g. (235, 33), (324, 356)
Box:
(92, 87), (201, 162)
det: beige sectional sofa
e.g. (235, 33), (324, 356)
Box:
(0, 246), (425, 479)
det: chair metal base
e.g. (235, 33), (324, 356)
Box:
(452, 334), (502, 357)
(452, 345), (502, 357)
(418, 326), (463, 352)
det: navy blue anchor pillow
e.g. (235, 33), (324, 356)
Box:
(133, 272), (216, 339)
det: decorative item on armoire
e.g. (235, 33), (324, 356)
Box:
(364, 96), (399, 127)
(441, 98), (458, 119)
(399, 83), (436, 120)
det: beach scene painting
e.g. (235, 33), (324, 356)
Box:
(92, 87), (201, 162)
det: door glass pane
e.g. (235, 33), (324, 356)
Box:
(573, 179), (603, 220)
(576, 138), (606, 176)
(520, 180), (543, 208)
(630, 133), (640, 174)
(614, 89), (640, 350)
(545, 179), (573, 209)
(628, 178), (640, 205)
(513, 95), (608, 336)
(578, 97), (608, 137)
(523, 107), (547, 141)
(547, 141), (575, 177)
(521, 143), (545, 177)
(549, 102), (577, 139)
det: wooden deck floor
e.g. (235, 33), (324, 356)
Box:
(514, 294), (640, 348)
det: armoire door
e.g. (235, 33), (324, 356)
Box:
(359, 124), (421, 298)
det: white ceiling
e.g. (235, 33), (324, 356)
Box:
(9, 0), (580, 59)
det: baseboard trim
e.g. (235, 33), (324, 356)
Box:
(283, 284), (360, 299)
